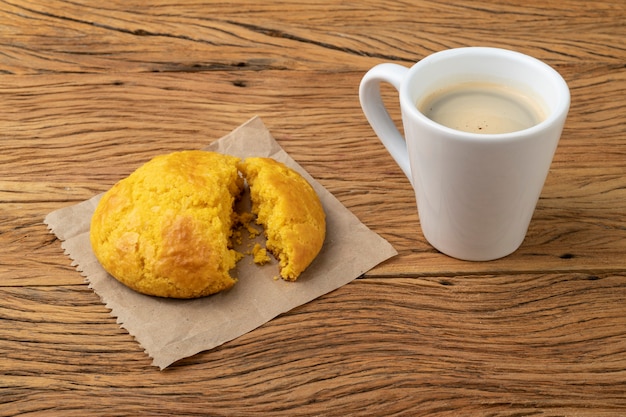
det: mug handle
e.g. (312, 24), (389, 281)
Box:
(359, 63), (412, 183)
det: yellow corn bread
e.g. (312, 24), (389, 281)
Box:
(90, 151), (244, 298)
(238, 157), (326, 281)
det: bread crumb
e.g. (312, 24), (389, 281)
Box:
(252, 243), (272, 265)
(236, 211), (261, 238)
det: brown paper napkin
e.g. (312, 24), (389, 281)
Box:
(44, 116), (397, 369)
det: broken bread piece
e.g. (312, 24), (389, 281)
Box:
(90, 150), (244, 299)
(238, 157), (326, 281)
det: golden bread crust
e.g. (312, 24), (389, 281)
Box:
(90, 151), (243, 298)
(238, 157), (326, 281)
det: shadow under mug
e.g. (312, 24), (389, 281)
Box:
(359, 47), (570, 261)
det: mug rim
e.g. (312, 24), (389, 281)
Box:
(400, 47), (571, 142)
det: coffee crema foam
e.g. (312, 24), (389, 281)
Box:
(417, 81), (547, 134)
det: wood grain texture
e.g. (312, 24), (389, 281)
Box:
(1, 0), (626, 415)
(1, 0), (624, 75)
(2, 275), (625, 416)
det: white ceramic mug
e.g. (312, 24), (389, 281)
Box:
(359, 47), (570, 261)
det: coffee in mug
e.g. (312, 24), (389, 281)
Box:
(359, 47), (570, 261)
(417, 81), (547, 134)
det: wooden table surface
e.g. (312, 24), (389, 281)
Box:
(2, 0), (625, 415)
